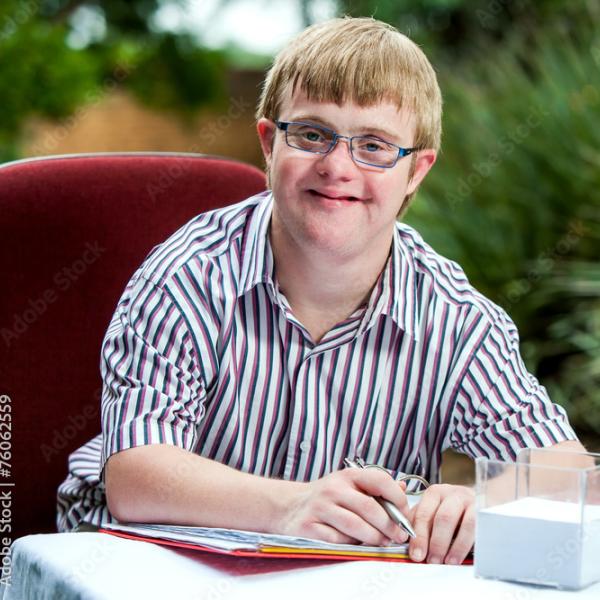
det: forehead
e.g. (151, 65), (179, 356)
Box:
(279, 86), (416, 142)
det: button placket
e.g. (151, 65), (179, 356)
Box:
(299, 440), (311, 453)
(282, 350), (312, 480)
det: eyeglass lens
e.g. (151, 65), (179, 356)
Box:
(285, 123), (399, 167)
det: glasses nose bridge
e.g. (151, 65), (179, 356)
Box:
(328, 131), (355, 158)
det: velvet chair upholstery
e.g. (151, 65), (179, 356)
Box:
(0, 153), (266, 540)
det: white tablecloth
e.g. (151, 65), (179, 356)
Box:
(2, 533), (600, 600)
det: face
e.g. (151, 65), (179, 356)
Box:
(257, 88), (436, 262)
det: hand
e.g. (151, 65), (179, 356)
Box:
(408, 483), (475, 565)
(278, 468), (410, 546)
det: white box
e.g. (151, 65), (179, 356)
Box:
(474, 448), (600, 590)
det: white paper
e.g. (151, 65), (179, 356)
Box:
(101, 522), (410, 554)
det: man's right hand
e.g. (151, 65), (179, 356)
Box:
(276, 467), (410, 546)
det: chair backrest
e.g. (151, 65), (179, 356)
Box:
(0, 153), (266, 540)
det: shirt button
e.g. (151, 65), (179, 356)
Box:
(299, 440), (311, 453)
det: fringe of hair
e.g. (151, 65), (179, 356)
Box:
(256, 17), (443, 153)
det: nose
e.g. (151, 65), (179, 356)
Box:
(316, 135), (357, 179)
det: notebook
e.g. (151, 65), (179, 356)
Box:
(99, 522), (417, 562)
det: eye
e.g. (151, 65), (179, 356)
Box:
(364, 141), (383, 152)
(358, 138), (386, 153)
(299, 127), (325, 142)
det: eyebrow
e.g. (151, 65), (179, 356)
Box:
(290, 114), (403, 144)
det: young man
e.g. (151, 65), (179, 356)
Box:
(58, 17), (584, 565)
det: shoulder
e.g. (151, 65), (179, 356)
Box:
(396, 222), (515, 335)
(138, 191), (269, 289)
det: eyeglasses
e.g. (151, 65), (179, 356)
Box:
(275, 120), (419, 168)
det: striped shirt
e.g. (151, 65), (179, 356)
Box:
(57, 191), (576, 531)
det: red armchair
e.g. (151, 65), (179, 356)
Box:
(0, 153), (266, 540)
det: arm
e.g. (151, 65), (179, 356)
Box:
(406, 312), (584, 565)
(105, 444), (298, 531)
(105, 443), (411, 546)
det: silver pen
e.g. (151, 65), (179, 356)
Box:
(344, 457), (416, 539)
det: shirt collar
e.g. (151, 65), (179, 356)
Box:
(380, 225), (420, 341)
(237, 191), (275, 297)
(237, 192), (420, 340)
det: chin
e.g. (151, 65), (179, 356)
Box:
(301, 226), (361, 255)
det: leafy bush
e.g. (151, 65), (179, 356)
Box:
(127, 34), (227, 114)
(0, 2), (227, 161)
(406, 16), (600, 437)
(0, 18), (101, 161)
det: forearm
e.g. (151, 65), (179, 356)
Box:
(105, 444), (306, 532)
(104, 444), (413, 546)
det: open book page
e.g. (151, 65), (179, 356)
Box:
(100, 522), (409, 556)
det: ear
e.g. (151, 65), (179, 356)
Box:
(406, 149), (437, 196)
(257, 118), (276, 166)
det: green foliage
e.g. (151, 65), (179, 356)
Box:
(127, 34), (227, 113)
(221, 43), (273, 70)
(339, 0), (597, 64)
(0, 16), (101, 160)
(405, 16), (600, 436)
(542, 260), (600, 434)
(0, 0), (228, 160)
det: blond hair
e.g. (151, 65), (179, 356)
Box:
(256, 17), (442, 154)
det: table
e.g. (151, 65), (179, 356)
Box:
(2, 533), (600, 600)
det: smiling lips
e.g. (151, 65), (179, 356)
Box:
(309, 189), (361, 202)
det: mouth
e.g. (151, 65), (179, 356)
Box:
(308, 189), (361, 202)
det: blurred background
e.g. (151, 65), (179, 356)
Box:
(1, 0), (598, 479)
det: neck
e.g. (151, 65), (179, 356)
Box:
(269, 218), (393, 336)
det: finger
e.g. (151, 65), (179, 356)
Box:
(341, 490), (409, 545)
(327, 503), (392, 546)
(356, 468), (411, 514)
(349, 470), (412, 543)
(350, 468), (412, 541)
(426, 494), (464, 564)
(409, 487), (440, 562)
(443, 503), (476, 565)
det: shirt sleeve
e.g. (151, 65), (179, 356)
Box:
(448, 312), (577, 460)
(99, 273), (208, 477)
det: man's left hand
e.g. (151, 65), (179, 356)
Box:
(408, 483), (475, 565)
